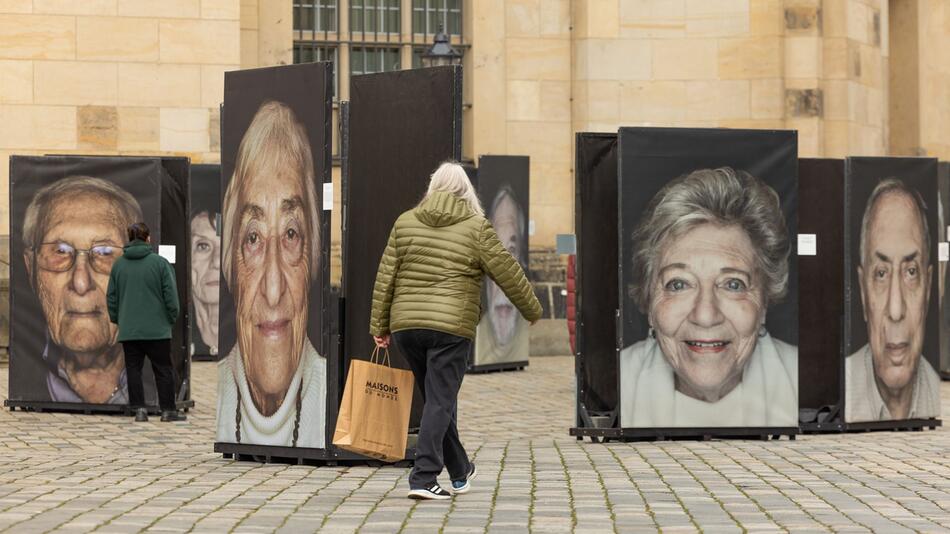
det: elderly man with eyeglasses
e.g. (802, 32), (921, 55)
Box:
(22, 176), (143, 406)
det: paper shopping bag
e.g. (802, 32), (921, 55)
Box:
(333, 347), (414, 462)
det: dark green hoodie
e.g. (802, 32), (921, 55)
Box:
(107, 240), (180, 342)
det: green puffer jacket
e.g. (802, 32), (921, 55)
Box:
(370, 191), (542, 340)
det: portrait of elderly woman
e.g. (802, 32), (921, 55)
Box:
(620, 168), (798, 428)
(18, 176), (146, 405)
(216, 100), (327, 448)
(475, 185), (530, 365)
(190, 207), (220, 357)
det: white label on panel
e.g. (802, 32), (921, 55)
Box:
(939, 242), (949, 262)
(323, 182), (334, 210)
(158, 245), (176, 264)
(798, 234), (817, 256)
(528, 219), (536, 236)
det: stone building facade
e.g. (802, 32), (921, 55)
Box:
(0, 0), (947, 340)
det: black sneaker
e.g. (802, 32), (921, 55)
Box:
(451, 463), (477, 494)
(160, 410), (187, 422)
(134, 408), (148, 422)
(407, 483), (452, 500)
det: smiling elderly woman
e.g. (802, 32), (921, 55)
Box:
(620, 167), (798, 428)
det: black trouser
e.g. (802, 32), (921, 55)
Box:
(122, 339), (176, 412)
(392, 329), (471, 489)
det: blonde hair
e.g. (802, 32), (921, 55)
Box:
(422, 161), (484, 217)
(222, 100), (321, 288)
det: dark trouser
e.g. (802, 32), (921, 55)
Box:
(122, 339), (176, 412)
(392, 329), (471, 489)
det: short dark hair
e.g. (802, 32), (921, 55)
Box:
(128, 222), (150, 242)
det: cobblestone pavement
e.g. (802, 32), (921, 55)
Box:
(1, 357), (948, 533)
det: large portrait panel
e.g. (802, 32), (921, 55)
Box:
(189, 164), (222, 361)
(844, 157), (941, 423)
(216, 63), (332, 449)
(617, 128), (798, 429)
(473, 155), (530, 368)
(9, 156), (163, 408)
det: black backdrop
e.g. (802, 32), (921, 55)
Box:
(473, 155), (530, 367)
(798, 159), (845, 418)
(9, 156), (168, 407)
(940, 162), (950, 377)
(617, 127), (799, 350)
(844, 158), (939, 390)
(574, 133), (619, 418)
(344, 66), (462, 432)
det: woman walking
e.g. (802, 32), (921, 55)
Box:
(370, 161), (542, 500)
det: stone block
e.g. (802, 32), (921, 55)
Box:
(822, 0), (847, 37)
(34, 0), (117, 15)
(718, 36), (781, 79)
(77, 17), (159, 62)
(750, 0), (783, 36)
(786, 88), (822, 118)
(856, 43), (882, 87)
(240, 0), (258, 29)
(506, 121), (571, 165)
(507, 80), (541, 121)
(847, 0), (871, 43)
(0, 1), (32, 13)
(530, 160), (572, 205)
(619, 81), (687, 123)
(784, 36), (819, 79)
(160, 107), (210, 153)
(687, 80), (750, 121)
(506, 0), (540, 37)
(506, 38), (570, 81)
(0, 15), (75, 60)
(750, 78), (784, 119)
(117, 106), (159, 151)
(201, 65), (236, 109)
(0, 60), (32, 104)
(240, 28), (258, 68)
(160, 19), (240, 64)
(540, 80), (570, 122)
(0, 105), (76, 149)
(787, 117), (820, 156)
(118, 0), (200, 18)
(866, 86), (883, 127)
(77, 105), (118, 151)
(653, 39), (717, 80)
(576, 39), (651, 81)
(118, 63), (201, 107)
(619, 0), (687, 39)
(822, 120), (849, 157)
(784, 5), (819, 32)
(209, 106), (220, 152)
(202, 0), (240, 20)
(584, 80), (620, 122)
(822, 38), (849, 79)
(539, 0), (570, 36)
(821, 80), (849, 120)
(686, 0), (749, 37)
(578, 0), (619, 38)
(34, 61), (118, 106)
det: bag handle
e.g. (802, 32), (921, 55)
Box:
(370, 345), (392, 367)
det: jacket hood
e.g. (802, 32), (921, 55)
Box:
(414, 191), (476, 228)
(122, 240), (152, 260)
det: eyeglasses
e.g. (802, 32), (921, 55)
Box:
(33, 242), (123, 274)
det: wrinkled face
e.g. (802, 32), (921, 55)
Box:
(859, 192), (930, 392)
(650, 223), (766, 400)
(190, 213), (220, 306)
(234, 164), (311, 400)
(487, 195), (524, 346)
(28, 194), (124, 354)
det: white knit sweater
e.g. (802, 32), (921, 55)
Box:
(216, 339), (326, 448)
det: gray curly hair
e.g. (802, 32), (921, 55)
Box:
(859, 177), (930, 268)
(629, 167), (790, 313)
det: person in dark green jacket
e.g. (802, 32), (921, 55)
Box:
(370, 161), (543, 500)
(107, 222), (185, 422)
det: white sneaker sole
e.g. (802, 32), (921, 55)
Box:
(452, 465), (478, 494)
(407, 489), (452, 500)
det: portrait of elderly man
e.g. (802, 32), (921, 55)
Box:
(216, 100), (327, 448)
(21, 176), (143, 405)
(846, 178), (940, 422)
(191, 208), (220, 357)
(620, 167), (798, 428)
(475, 185), (530, 365)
